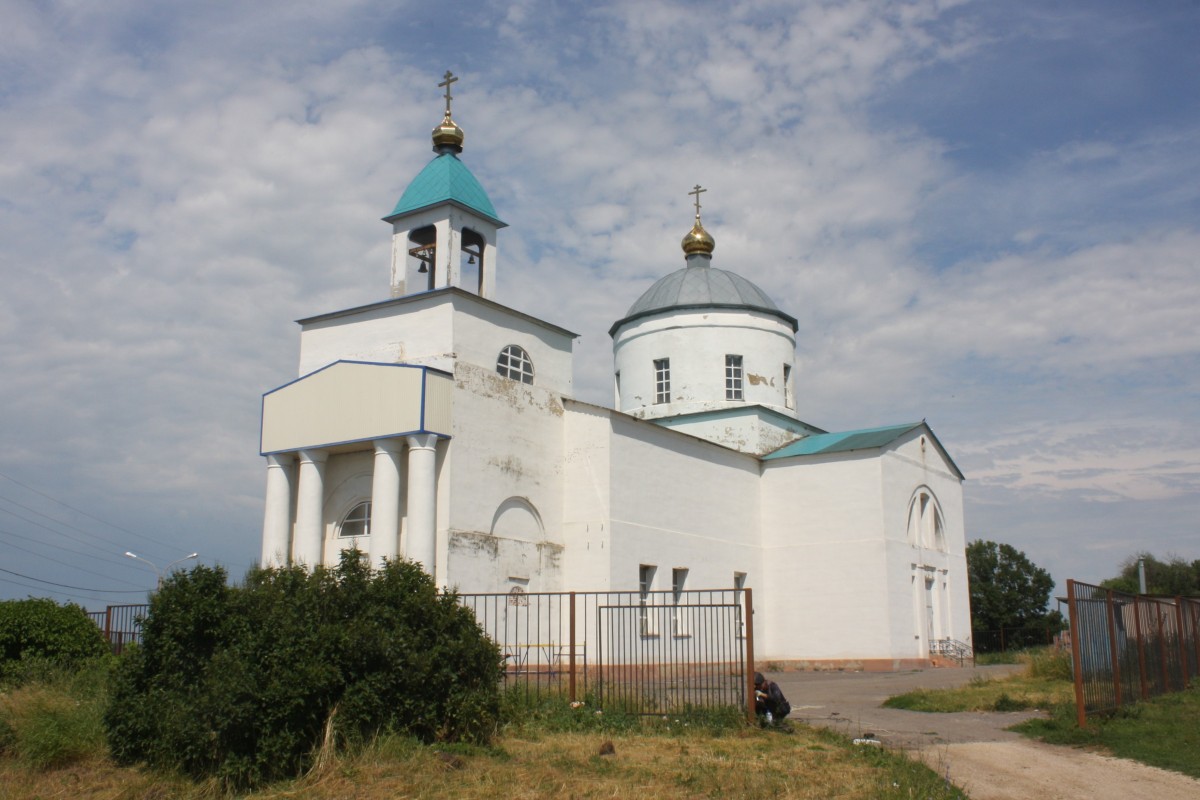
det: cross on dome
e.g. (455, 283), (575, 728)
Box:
(689, 184), (706, 220)
(439, 70), (458, 119)
(430, 69), (465, 153)
(681, 184), (715, 257)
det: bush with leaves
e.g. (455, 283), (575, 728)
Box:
(104, 553), (503, 789)
(0, 598), (108, 683)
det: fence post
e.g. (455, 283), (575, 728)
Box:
(104, 605), (114, 652)
(1192, 603), (1200, 683)
(568, 592), (577, 703)
(1067, 581), (1087, 728)
(1104, 589), (1122, 711)
(1173, 598), (1188, 690)
(744, 587), (756, 725)
(1157, 603), (1170, 692)
(1133, 595), (1148, 700)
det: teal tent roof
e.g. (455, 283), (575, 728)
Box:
(764, 422), (923, 459)
(763, 421), (964, 479)
(385, 153), (503, 225)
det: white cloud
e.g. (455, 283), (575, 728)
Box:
(0, 0), (1196, 603)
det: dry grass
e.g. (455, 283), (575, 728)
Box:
(1, 726), (963, 800)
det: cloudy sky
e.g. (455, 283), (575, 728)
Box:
(2, 0), (1197, 609)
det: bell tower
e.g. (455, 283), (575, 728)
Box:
(383, 71), (506, 299)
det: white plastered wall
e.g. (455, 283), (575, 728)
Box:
(612, 309), (796, 422)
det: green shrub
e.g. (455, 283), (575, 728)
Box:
(104, 553), (503, 789)
(0, 598), (108, 683)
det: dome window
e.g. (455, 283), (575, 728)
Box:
(654, 358), (671, 404)
(725, 355), (744, 400)
(497, 345), (534, 384)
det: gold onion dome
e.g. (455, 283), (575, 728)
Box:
(431, 111), (465, 153)
(681, 217), (715, 256)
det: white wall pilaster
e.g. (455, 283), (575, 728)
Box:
(293, 449), (329, 569)
(368, 438), (404, 568)
(260, 453), (295, 568)
(405, 434), (439, 574)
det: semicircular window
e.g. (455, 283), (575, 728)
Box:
(496, 345), (534, 384)
(339, 501), (371, 539)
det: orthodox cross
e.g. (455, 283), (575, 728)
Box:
(439, 70), (458, 117)
(689, 184), (706, 218)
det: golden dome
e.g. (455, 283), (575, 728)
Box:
(431, 111), (465, 153)
(681, 217), (715, 256)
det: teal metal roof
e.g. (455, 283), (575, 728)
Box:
(763, 422), (923, 460)
(385, 153), (503, 224)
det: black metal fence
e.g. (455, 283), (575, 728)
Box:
(1066, 579), (1200, 727)
(88, 587), (755, 717)
(457, 588), (753, 716)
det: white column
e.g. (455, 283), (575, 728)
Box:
(293, 449), (328, 569)
(368, 439), (404, 568)
(260, 454), (294, 568)
(405, 433), (439, 574)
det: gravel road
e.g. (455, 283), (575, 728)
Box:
(767, 666), (1200, 799)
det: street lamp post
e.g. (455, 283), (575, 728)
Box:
(124, 551), (199, 589)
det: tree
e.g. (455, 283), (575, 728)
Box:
(1101, 552), (1200, 596)
(966, 540), (1062, 652)
(105, 552), (503, 789)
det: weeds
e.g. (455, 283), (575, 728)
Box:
(0, 661), (111, 770)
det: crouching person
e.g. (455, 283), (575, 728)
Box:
(754, 672), (791, 726)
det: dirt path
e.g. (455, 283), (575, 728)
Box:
(768, 666), (1200, 800)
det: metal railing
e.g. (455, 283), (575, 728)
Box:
(456, 588), (754, 716)
(88, 587), (757, 718)
(1066, 579), (1200, 727)
(931, 638), (974, 666)
(87, 603), (147, 655)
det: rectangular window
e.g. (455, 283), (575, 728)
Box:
(725, 354), (743, 400)
(653, 358), (670, 404)
(783, 364), (793, 409)
(672, 567), (689, 636)
(639, 564), (658, 636)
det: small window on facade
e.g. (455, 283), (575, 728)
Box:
(496, 345), (534, 384)
(783, 364), (793, 409)
(725, 354), (743, 400)
(339, 501), (371, 539)
(672, 567), (689, 636)
(639, 564), (658, 636)
(653, 358), (670, 404)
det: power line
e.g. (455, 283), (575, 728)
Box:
(0, 469), (182, 554)
(0, 532), (152, 589)
(0, 567), (148, 594)
(0, 507), (150, 577)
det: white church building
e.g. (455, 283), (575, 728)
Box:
(258, 78), (972, 669)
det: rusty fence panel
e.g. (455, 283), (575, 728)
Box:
(1066, 580), (1200, 727)
(89, 603), (149, 655)
(92, 588), (753, 717)
(457, 588), (750, 716)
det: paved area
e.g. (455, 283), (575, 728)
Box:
(763, 666), (1200, 799)
(769, 665), (1038, 748)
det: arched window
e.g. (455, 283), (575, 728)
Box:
(339, 501), (371, 539)
(496, 345), (534, 384)
(906, 489), (946, 551)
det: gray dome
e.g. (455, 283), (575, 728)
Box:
(610, 262), (797, 335)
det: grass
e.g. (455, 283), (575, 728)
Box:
(1014, 686), (1200, 779)
(882, 646), (1200, 780)
(0, 660), (112, 771)
(883, 648), (1074, 712)
(0, 672), (968, 799)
